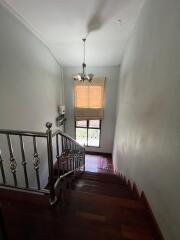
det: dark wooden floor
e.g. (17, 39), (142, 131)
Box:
(0, 154), (159, 240)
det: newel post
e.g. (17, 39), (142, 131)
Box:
(46, 122), (57, 205)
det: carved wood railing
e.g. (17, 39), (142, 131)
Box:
(0, 123), (85, 205)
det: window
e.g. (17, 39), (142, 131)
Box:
(75, 120), (101, 147)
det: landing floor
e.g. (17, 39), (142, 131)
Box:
(85, 154), (113, 173)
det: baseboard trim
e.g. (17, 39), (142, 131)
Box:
(114, 170), (164, 240)
(141, 191), (164, 240)
(133, 183), (141, 199)
(85, 151), (112, 158)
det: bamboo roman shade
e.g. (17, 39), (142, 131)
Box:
(74, 77), (105, 120)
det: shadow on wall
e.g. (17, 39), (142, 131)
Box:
(87, 0), (123, 35)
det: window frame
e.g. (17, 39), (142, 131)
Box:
(75, 120), (101, 148)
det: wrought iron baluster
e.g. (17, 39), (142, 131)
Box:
(77, 150), (79, 169)
(76, 150), (79, 168)
(78, 149), (81, 169)
(69, 142), (72, 170)
(74, 146), (77, 170)
(62, 136), (64, 152)
(63, 138), (66, 151)
(72, 143), (74, 170)
(80, 150), (82, 167)
(33, 136), (40, 190)
(74, 151), (77, 170)
(66, 152), (68, 173)
(65, 151), (68, 173)
(78, 150), (81, 168)
(67, 140), (70, 171)
(64, 138), (66, 150)
(56, 134), (60, 177)
(0, 149), (6, 184)
(80, 151), (83, 168)
(77, 151), (79, 169)
(83, 148), (85, 171)
(68, 150), (72, 171)
(81, 150), (84, 169)
(75, 150), (77, 169)
(19, 136), (29, 188)
(6, 134), (17, 186)
(61, 152), (65, 175)
(65, 138), (68, 151)
(72, 142), (75, 151)
(66, 139), (68, 151)
(66, 152), (68, 172)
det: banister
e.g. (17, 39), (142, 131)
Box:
(0, 122), (85, 205)
(0, 129), (47, 138)
(52, 129), (85, 150)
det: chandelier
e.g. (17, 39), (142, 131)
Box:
(73, 38), (94, 82)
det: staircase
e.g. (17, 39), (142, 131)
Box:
(0, 168), (161, 240)
(0, 124), (162, 240)
(66, 171), (159, 240)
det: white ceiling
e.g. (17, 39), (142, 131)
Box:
(2, 0), (144, 66)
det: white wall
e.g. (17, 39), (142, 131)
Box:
(0, 4), (63, 187)
(113, 0), (180, 239)
(63, 66), (119, 153)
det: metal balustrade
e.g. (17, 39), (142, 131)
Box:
(0, 122), (85, 205)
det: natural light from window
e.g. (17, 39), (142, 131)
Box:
(75, 120), (101, 147)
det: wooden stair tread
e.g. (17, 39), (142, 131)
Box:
(80, 175), (124, 184)
(73, 181), (136, 199)
(68, 190), (145, 210)
(4, 207), (155, 240)
(84, 171), (115, 176)
(58, 204), (153, 231)
(83, 171), (121, 179)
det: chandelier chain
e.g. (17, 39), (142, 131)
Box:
(83, 38), (86, 63)
(73, 37), (94, 82)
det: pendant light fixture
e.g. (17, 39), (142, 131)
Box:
(73, 38), (94, 82)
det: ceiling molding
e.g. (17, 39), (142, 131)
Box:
(0, 0), (62, 67)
